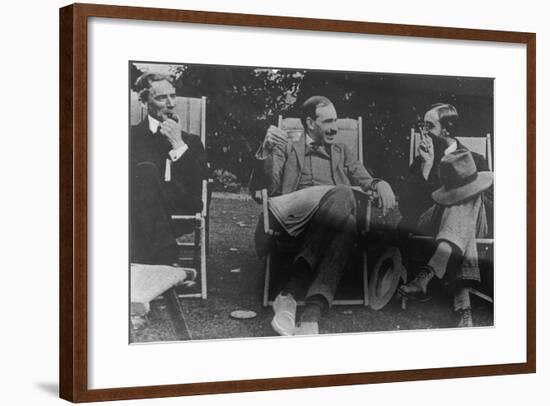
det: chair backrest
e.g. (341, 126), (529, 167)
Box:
(409, 128), (493, 171)
(130, 91), (206, 146)
(278, 115), (364, 162)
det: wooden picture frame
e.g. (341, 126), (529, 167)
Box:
(59, 3), (536, 402)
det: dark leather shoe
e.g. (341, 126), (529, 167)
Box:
(398, 265), (435, 302)
(457, 308), (474, 328)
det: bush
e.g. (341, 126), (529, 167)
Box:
(211, 169), (242, 193)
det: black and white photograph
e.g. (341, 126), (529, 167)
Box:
(129, 61), (494, 343)
(3, 0), (543, 404)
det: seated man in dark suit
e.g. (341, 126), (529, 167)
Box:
(399, 103), (493, 327)
(130, 73), (208, 265)
(251, 96), (397, 336)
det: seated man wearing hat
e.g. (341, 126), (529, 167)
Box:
(398, 103), (493, 328)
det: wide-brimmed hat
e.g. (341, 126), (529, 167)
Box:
(432, 149), (493, 206)
(368, 247), (407, 310)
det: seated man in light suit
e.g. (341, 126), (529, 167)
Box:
(251, 96), (397, 336)
(130, 73), (208, 266)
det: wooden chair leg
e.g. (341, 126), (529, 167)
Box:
(200, 218), (207, 299)
(164, 287), (192, 340)
(193, 222), (201, 272)
(263, 253), (272, 307)
(362, 249), (369, 307)
(468, 287), (493, 304)
(205, 216), (210, 256)
(363, 198), (371, 307)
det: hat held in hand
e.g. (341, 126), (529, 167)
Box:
(432, 148), (493, 206)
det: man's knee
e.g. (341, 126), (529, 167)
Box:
(326, 185), (356, 213)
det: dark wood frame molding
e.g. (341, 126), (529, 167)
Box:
(59, 3), (536, 402)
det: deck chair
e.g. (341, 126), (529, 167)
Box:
(130, 92), (209, 300)
(257, 115), (377, 307)
(406, 129), (494, 305)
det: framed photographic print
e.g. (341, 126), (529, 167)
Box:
(59, 3), (536, 402)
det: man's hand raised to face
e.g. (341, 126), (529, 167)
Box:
(159, 115), (185, 150)
(418, 132), (434, 180)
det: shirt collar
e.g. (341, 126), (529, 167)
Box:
(305, 134), (330, 158)
(305, 134), (325, 147)
(444, 140), (458, 156)
(147, 115), (160, 134)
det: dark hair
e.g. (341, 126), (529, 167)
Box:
(427, 103), (459, 137)
(134, 72), (175, 103)
(300, 96), (333, 130)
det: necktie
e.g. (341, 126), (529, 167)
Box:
(307, 142), (322, 154)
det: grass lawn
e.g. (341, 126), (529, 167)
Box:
(131, 195), (493, 343)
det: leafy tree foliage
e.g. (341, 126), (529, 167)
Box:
(131, 62), (493, 196)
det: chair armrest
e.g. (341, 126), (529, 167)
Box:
(173, 180), (210, 220)
(253, 188), (280, 236)
(352, 188), (376, 202)
(250, 189), (263, 204)
(261, 189), (271, 235)
(409, 235), (494, 245)
(353, 189), (377, 234)
(201, 179), (208, 217)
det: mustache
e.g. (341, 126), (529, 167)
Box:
(326, 130), (337, 136)
(160, 110), (179, 123)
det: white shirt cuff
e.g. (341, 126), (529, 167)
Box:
(169, 144), (188, 161)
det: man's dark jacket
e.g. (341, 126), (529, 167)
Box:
(130, 118), (208, 263)
(130, 118), (208, 200)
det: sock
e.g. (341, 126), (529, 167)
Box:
(453, 286), (471, 312)
(301, 294), (328, 323)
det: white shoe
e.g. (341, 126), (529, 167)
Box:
(295, 321), (319, 336)
(271, 293), (297, 336)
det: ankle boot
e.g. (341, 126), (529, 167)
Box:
(398, 265), (435, 301)
(457, 308), (474, 328)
